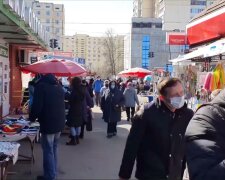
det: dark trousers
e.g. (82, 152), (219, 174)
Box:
(107, 122), (117, 135)
(126, 107), (135, 120)
(95, 92), (101, 106)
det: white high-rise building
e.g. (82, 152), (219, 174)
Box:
(32, 1), (65, 50)
(133, 0), (156, 18)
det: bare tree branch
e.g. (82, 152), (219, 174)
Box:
(102, 28), (124, 77)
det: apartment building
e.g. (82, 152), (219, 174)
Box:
(32, 1), (65, 50)
(63, 34), (124, 77)
(134, 0), (217, 31)
(190, 0), (216, 19)
(155, 0), (190, 31)
(128, 17), (173, 70)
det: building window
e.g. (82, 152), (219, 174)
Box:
(37, 11), (41, 15)
(56, 12), (61, 17)
(55, 20), (59, 24)
(55, 28), (60, 33)
(142, 35), (150, 69)
(46, 27), (50, 32)
(36, 5), (40, 8)
(46, 11), (50, 16)
(55, 7), (60, 10)
(191, 0), (206, 5)
(155, 23), (162, 28)
(46, 5), (50, 8)
(46, 19), (50, 24)
(132, 22), (153, 28)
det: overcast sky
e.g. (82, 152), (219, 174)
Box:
(39, 0), (133, 36)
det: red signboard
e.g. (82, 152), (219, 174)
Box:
(53, 51), (73, 58)
(187, 8), (225, 46)
(168, 35), (187, 45)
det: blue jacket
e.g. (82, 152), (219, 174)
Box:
(93, 80), (103, 93)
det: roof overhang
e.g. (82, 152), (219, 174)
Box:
(169, 38), (225, 64)
(0, 1), (48, 51)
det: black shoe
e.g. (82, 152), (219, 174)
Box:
(127, 118), (130, 121)
(79, 134), (84, 139)
(113, 132), (117, 136)
(76, 136), (80, 144)
(66, 137), (77, 145)
(107, 134), (113, 138)
(37, 176), (45, 180)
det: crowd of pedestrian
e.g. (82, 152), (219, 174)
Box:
(27, 73), (225, 180)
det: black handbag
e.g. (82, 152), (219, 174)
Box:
(86, 120), (92, 131)
(86, 109), (93, 131)
(114, 105), (121, 112)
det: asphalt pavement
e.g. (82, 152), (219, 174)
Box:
(8, 96), (189, 180)
(8, 106), (133, 180)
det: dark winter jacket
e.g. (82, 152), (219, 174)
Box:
(185, 89), (225, 180)
(119, 98), (193, 180)
(101, 82), (124, 123)
(30, 74), (65, 134)
(67, 87), (93, 127)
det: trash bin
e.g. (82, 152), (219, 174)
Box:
(148, 96), (154, 102)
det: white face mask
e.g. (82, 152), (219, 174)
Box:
(170, 96), (185, 109)
(111, 84), (115, 89)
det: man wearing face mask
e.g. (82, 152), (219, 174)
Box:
(119, 78), (193, 180)
(101, 80), (124, 138)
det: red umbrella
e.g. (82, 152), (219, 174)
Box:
(118, 67), (152, 78)
(20, 59), (87, 77)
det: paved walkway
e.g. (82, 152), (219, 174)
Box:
(8, 107), (133, 180)
(8, 103), (189, 180)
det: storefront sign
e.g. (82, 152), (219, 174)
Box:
(3, 0), (50, 45)
(187, 7), (225, 45)
(30, 57), (38, 64)
(166, 32), (187, 45)
(53, 51), (73, 58)
(0, 46), (8, 58)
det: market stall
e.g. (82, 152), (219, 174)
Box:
(0, 116), (40, 178)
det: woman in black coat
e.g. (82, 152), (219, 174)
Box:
(79, 80), (94, 139)
(66, 77), (85, 145)
(101, 80), (124, 138)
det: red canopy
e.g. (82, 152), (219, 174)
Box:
(20, 59), (87, 77)
(118, 67), (152, 78)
